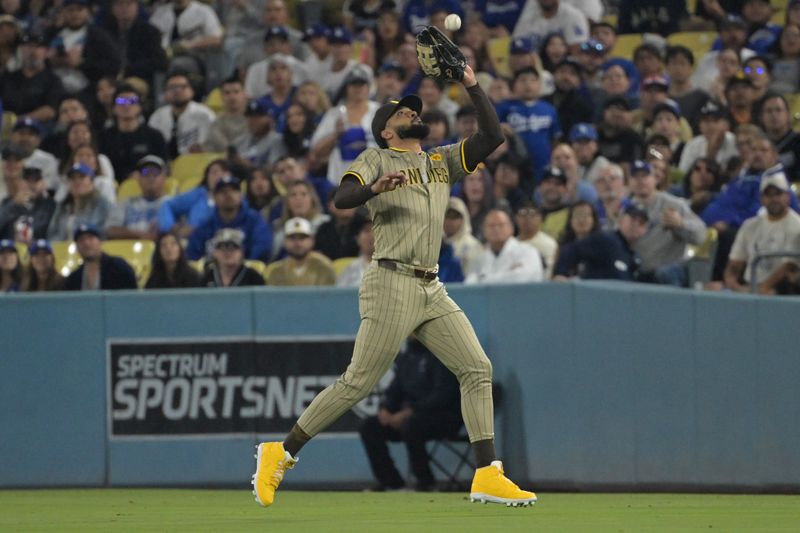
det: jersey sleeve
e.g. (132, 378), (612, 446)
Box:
(435, 141), (476, 185)
(341, 147), (382, 186)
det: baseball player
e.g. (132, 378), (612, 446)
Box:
(253, 29), (537, 508)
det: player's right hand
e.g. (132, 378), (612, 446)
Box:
(370, 171), (407, 194)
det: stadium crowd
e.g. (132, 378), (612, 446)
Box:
(1, 0), (800, 295)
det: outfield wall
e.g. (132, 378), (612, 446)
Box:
(1, 282), (798, 491)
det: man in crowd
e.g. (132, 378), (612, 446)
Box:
(514, 202), (558, 279)
(63, 224), (138, 290)
(0, 32), (64, 124)
(0, 167), (55, 242)
(266, 217), (337, 286)
(760, 94), (800, 182)
(466, 209), (543, 284)
(149, 71), (216, 159)
(10, 118), (59, 192)
(202, 228), (266, 288)
(106, 156), (172, 240)
(205, 77), (249, 152)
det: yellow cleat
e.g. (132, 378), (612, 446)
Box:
(251, 442), (297, 507)
(470, 460), (537, 507)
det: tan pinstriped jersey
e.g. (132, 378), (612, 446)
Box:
(342, 140), (477, 268)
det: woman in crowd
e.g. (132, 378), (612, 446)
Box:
(0, 239), (25, 293)
(295, 81), (332, 125)
(559, 201), (600, 246)
(47, 163), (115, 241)
(540, 33), (569, 73)
(271, 179), (330, 259)
(145, 232), (202, 289)
(768, 23), (800, 94)
(669, 157), (724, 215)
(373, 7), (405, 67)
(88, 76), (118, 131)
(23, 239), (63, 291)
(58, 140), (116, 204)
(157, 158), (231, 237)
(247, 166), (280, 222)
(280, 103), (317, 163)
(709, 47), (741, 104)
(458, 169), (495, 242)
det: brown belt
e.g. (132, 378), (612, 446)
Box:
(377, 259), (438, 281)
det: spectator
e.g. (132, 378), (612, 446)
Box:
(743, 55), (775, 107)
(204, 77), (248, 152)
(633, 43), (666, 81)
(633, 76), (693, 143)
(670, 157), (724, 217)
(237, 0), (306, 71)
(295, 80), (332, 124)
(546, 59), (593, 136)
(628, 160), (708, 286)
(559, 200), (599, 246)
(266, 217), (337, 286)
(186, 175), (272, 261)
(695, 15), (755, 92)
(315, 190), (361, 260)
(272, 180), (331, 259)
(724, 173), (800, 293)
(40, 96), (90, 160)
(58, 142), (116, 205)
(515, 202), (558, 278)
(508, 37), (550, 92)
(373, 8), (405, 68)
(458, 169), (495, 241)
(768, 23), (800, 94)
(311, 65), (379, 186)
(707, 47), (743, 105)
(420, 109), (452, 151)
(650, 102), (686, 167)
(202, 228), (266, 288)
(337, 217), (374, 287)
(46, 0), (121, 95)
(740, 0), (781, 54)
(88, 76), (118, 131)
(597, 96), (645, 166)
(0, 145), (24, 201)
(725, 71), (758, 128)
(577, 39), (606, 90)
(100, 84), (168, 182)
(760, 95), (800, 182)
(302, 24), (331, 76)
(569, 123), (609, 184)
(374, 61), (405, 104)
(679, 100), (738, 174)
(397, 41), (423, 94)
(269, 156), (333, 223)
(492, 152), (528, 213)
(593, 63), (635, 120)
(63, 223), (137, 290)
(465, 208), (543, 283)
(104, 0), (168, 92)
(22, 239), (63, 291)
(496, 67), (561, 183)
(695, 0), (745, 23)
(256, 55), (300, 132)
(0, 239), (25, 292)
(418, 76), (458, 130)
(618, 0), (688, 36)
(402, 0), (462, 34)
(11, 118), (58, 192)
(149, 72), (215, 159)
(232, 99), (284, 168)
(443, 197), (483, 275)
(537, 165), (571, 239)
(550, 143), (598, 205)
(47, 163), (114, 241)
(553, 203), (649, 280)
(591, 162), (627, 230)
(0, 14), (21, 74)
(513, 0), (589, 53)
(590, 20), (639, 89)
(358, 336), (461, 492)
(665, 46), (710, 134)
(217, 0), (266, 73)
(320, 26), (360, 101)
(246, 166), (280, 222)
(0, 32), (63, 123)
(0, 166), (55, 242)
(278, 103), (316, 163)
(144, 231), (202, 289)
(106, 156), (172, 240)
(245, 32), (308, 101)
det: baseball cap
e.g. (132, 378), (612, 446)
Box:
(22, 166), (43, 180)
(67, 162), (95, 179)
(264, 26), (289, 41)
(19, 31), (45, 46)
(0, 14), (18, 27)
(245, 99), (272, 116)
(284, 217), (314, 237)
(0, 239), (16, 252)
(211, 228), (244, 249)
(135, 155), (166, 172)
(330, 26), (353, 45)
(344, 64), (372, 86)
(510, 37), (535, 55)
(73, 223), (101, 241)
(303, 24), (330, 41)
(371, 94), (423, 149)
(378, 61), (405, 79)
(13, 117), (42, 135)
(760, 172), (790, 193)
(568, 123), (598, 143)
(268, 53), (294, 68)
(720, 14), (747, 30)
(213, 175), (241, 193)
(553, 58), (584, 76)
(726, 70), (755, 90)
(631, 160), (652, 176)
(603, 95), (632, 111)
(29, 239), (53, 254)
(642, 75), (670, 91)
(700, 100), (727, 118)
(652, 101), (682, 119)
(623, 203), (649, 222)
(580, 39), (606, 55)
(540, 166), (567, 184)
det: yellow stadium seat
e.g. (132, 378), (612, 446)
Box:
(117, 177), (179, 201)
(204, 88), (224, 115)
(687, 228), (718, 289)
(262, 261), (280, 283)
(612, 34), (644, 61)
(52, 241), (82, 277)
(15, 242), (29, 266)
(787, 93), (800, 125)
(1, 111), (17, 143)
(189, 259), (205, 272)
(170, 152), (225, 191)
(487, 36), (512, 78)
(667, 32), (716, 57)
(102, 239), (156, 288)
(771, 9), (786, 25)
(332, 257), (357, 277)
(687, 227), (718, 261)
(602, 14), (618, 27)
(244, 259), (270, 282)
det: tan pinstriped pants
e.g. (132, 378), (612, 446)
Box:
(296, 262), (494, 442)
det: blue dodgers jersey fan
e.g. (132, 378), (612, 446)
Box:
(495, 98), (561, 182)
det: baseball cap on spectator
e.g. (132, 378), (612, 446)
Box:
(720, 14), (747, 30)
(569, 123), (598, 143)
(213, 175), (241, 193)
(22, 166), (43, 180)
(603, 95), (632, 111)
(73, 223), (101, 241)
(284, 217), (314, 237)
(0, 14), (18, 27)
(378, 61), (405, 79)
(67, 162), (95, 179)
(1, 144), (27, 159)
(344, 64), (372, 86)
(540, 166), (567, 184)
(760, 172), (790, 193)
(623, 203), (649, 222)
(330, 26), (353, 45)
(580, 39), (606, 55)
(19, 31), (45, 46)
(303, 24), (330, 41)
(726, 70), (755, 90)
(371, 94), (423, 148)
(245, 99), (272, 116)
(211, 228), (244, 249)
(13, 117), (42, 135)
(264, 26), (289, 42)
(512, 66), (539, 84)
(700, 100), (727, 118)
(652, 100), (681, 119)
(29, 239), (53, 254)
(269, 53), (294, 69)
(553, 58), (584, 76)
(631, 160), (652, 176)
(510, 37), (535, 55)
(642, 75), (670, 92)
(0, 239), (15, 252)
(136, 155), (167, 172)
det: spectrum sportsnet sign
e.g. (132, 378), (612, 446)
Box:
(107, 337), (392, 438)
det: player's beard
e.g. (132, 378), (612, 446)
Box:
(396, 123), (430, 140)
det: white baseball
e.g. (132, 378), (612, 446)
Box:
(444, 14), (461, 31)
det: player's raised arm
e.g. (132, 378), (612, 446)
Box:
(460, 66), (504, 171)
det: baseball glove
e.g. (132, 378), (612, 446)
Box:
(415, 26), (466, 82)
